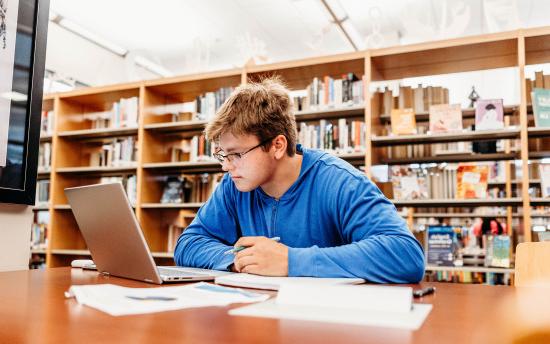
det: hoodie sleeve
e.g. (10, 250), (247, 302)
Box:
(287, 173), (425, 283)
(173, 174), (238, 271)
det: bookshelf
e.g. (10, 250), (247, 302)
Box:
(35, 27), (550, 280)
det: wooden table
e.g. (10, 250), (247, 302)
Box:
(0, 267), (547, 343)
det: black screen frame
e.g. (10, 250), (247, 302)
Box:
(0, 0), (50, 205)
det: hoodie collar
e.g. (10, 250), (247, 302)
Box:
(256, 144), (327, 201)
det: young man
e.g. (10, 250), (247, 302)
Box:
(174, 78), (425, 283)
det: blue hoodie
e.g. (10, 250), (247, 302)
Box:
(174, 145), (425, 283)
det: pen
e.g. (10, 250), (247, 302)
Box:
(413, 286), (436, 298)
(223, 236), (281, 255)
(126, 295), (177, 301)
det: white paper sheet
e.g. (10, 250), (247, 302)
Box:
(229, 284), (432, 330)
(229, 299), (432, 330)
(65, 282), (270, 316)
(0, 0), (20, 167)
(215, 273), (364, 291)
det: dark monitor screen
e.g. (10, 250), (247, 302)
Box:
(0, 0), (49, 205)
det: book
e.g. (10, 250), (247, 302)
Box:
(474, 99), (504, 131)
(429, 104), (463, 133)
(539, 163), (550, 198)
(427, 226), (457, 267)
(390, 108), (416, 135)
(390, 166), (428, 200)
(456, 164), (489, 199)
(532, 88), (550, 128)
(484, 235), (511, 268)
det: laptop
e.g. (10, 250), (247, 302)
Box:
(65, 183), (230, 284)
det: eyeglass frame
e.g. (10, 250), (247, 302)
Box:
(213, 136), (276, 164)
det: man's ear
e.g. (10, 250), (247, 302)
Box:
(272, 135), (288, 159)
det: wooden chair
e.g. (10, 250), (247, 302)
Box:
(515, 241), (550, 287)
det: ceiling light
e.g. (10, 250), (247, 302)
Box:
(58, 18), (128, 57)
(134, 56), (173, 78)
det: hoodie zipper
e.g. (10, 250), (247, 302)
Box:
(270, 199), (279, 238)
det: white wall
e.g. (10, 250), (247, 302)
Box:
(0, 204), (32, 272)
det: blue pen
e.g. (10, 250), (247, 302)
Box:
(223, 236), (281, 255)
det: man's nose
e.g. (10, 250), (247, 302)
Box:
(221, 159), (234, 172)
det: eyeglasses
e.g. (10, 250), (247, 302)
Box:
(213, 137), (275, 164)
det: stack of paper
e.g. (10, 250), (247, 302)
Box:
(230, 284), (432, 330)
(215, 273), (364, 290)
(65, 282), (269, 316)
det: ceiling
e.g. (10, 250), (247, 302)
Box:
(47, 0), (550, 85)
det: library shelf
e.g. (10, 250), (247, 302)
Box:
(425, 265), (515, 274)
(378, 105), (519, 123)
(40, 135), (53, 142)
(30, 249), (47, 254)
(151, 252), (175, 258)
(51, 249), (91, 256)
(527, 127), (550, 138)
(143, 120), (209, 134)
(141, 203), (205, 209)
(294, 104), (365, 121)
(530, 198), (550, 206)
(409, 212), (512, 218)
(32, 205), (50, 211)
(381, 153), (518, 165)
(56, 165), (138, 174)
(142, 161), (222, 173)
(371, 128), (521, 146)
(38, 27), (550, 269)
(391, 198), (523, 207)
(57, 127), (138, 140)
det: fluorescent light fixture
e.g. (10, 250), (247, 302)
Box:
(58, 18), (128, 56)
(318, 0), (363, 51)
(341, 19), (365, 50)
(134, 55), (173, 78)
(1, 91), (28, 102)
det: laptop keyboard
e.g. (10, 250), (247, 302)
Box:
(158, 267), (206, 277)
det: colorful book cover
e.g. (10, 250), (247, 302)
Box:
(427, 226), (457, 267)
(429, 104), (463, 133)
(390, 108), (417, 135)
(390, 166), (428, 200)
(539, 163), (550, 198)
(474, 99), (504, 131)
(532, 88), (550, 128)
(456, 164), (489, 199)
(485, 235), (511, 268)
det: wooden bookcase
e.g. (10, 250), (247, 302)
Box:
(34, 27), (550, 275)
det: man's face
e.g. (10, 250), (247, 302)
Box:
(216, 132), (275, 192)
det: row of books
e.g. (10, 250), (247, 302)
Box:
(89, 137), (137, 167)
(195, 87), (234, 121)
(40, 110), (55, 135)
(31, 211), (49, 251)
(424, 270), (511, 285)
(169, 134), (215, 163)
(35, 180), (50, 205)
(291, 73), (364, 112)
(387, 99), (506, 136)
(526, 71), (550, 104)
(38, 143), (52, 171)
(376, 85), (449, 116)
(390, 163), (509, 200)
(160, 173), (223, 204)
(297, 119), (365, 153)
(87, 97), (139, 129)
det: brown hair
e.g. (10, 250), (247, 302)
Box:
(205, 77), (297, 156)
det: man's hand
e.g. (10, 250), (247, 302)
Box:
(232, 236), (288, 276)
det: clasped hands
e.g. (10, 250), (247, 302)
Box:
(230, 236), (288, 276)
